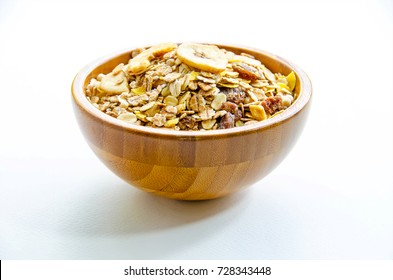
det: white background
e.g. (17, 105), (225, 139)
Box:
(0, 0), (392, 259)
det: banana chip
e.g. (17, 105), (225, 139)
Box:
(177, 43), (228, 73)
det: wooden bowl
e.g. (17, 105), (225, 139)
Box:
(71, 44), (312, 200)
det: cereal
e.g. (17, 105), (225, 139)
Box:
(117, 112), (137, 123)
(85, 43), (297, 130)
(211, 93), (227, 110)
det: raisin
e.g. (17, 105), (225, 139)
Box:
(262, 96), (283, 115)
(221, 101), (238, 113)
(218, 112), (235, 129)
(234, 108), (242, 121)
(221, 101), (242, 121)
(221, 87), (246, 104)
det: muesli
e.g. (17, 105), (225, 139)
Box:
(85, 43), (297, 130)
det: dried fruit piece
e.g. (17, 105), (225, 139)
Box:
(164, 118), (179, 128)
(221, 101), (238, 114)
(221, 87), (246, 104)
(232, 63), (261, 80)
(131, 86), (146, 95)
(98, 70), (129, 95)
(249, 105), (267, 121)
(135, 112), (147, 121)
(277, 82), (290, 92)
(177, 43), (228, 73)
(286, 71), (296, 91)
(219, 102), (242, 121)
(262, 96), (283, 115)
(218, 112), (235, 129)
(127, 43), (177, 75)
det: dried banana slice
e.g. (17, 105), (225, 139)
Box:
(176, 43), (227, 73)
(126, 43), (177, 75)
(98, 70), (129, 95)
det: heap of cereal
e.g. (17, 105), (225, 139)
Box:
(85, 43), (297, 130)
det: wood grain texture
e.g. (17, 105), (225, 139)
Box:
(71, 44), (312, 200)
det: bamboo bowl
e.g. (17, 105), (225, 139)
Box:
(72, 44), (312, 200)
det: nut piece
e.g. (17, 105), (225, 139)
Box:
(280, 94), (294, 107)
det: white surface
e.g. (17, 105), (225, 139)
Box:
(0, 0), (392, 259)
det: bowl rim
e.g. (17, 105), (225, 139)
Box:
(72, 43), (312, 140)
